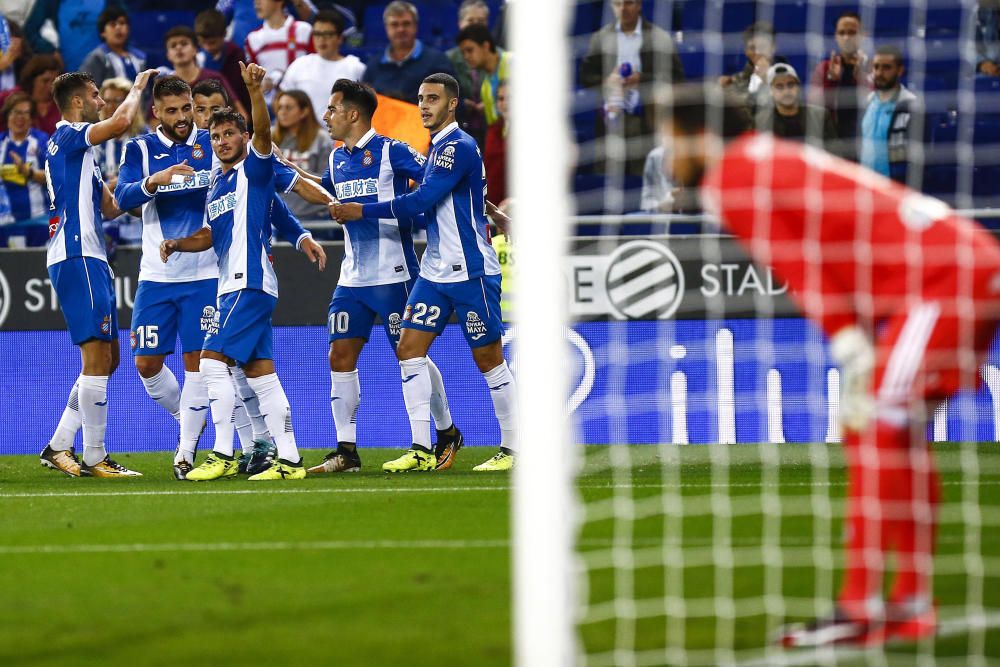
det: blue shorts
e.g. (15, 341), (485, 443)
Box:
(403, 274), (503, 348)
(201, 289), (277, 365)
(328, 280), (413, 345)
(130, 278), (218, 356)
(48, 257), (119, 345)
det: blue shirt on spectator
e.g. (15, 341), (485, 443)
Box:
(861, 93), (897, 177)
(362, 40), (455, 104)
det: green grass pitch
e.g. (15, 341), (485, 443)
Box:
(2, 444), (1000, 666)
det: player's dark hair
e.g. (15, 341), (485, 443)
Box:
(658, 83), (752, 142)
(742, 21), (775, 45)
(456, 24), (496, 52)
(52, 71), (97, 113)
(835, 10), (862, 29)
(164, 25), (197, 47)
(875, 44), (905, 67)
(192, 78), (231, 106)
(194, 9), (227, 38)
(422, 73), (460, 101)
(97, 6), (128, 38)
(152, 75), (191, 101)
(313, 9), (346, 34)
(208, 106), (247, 133)
(330, 78), (378, 120)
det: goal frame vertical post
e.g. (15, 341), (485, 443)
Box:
(511, 0), (576, 665)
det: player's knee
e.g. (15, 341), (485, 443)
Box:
(328, 345), (356, 373)
(472, 341), (504, 373)
(134, 355), (164, 378)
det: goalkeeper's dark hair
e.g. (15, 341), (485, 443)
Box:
(208, 107), (247, 133)
(192, 78), (231, 106)
(658, 83), (751, 141)
(152, 75), (191, 101)
(331, 78), (378, 120)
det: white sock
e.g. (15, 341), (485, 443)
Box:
(400, 357), (432, 450)
(50, 377), (82, 451)
(178, 371), (209, 462)
(484, 361), (517, 452)
(233, 402), (254, 454)
(247, 373), (299, 463)
(231, 365), (270, 440)
(78, 375), (109, 465)
(426, 357), (453, 431)
(140, 365), (181, 420)
(330, 369), (360, 444)
(199, 359), (236, 458)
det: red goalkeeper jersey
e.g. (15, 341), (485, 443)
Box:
(700, 133), (1000, 336)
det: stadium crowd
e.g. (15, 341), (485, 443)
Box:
(0, 0), (512, 247)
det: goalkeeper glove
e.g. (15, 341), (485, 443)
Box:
(830, 325), (876, 432)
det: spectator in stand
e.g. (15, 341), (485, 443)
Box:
(0, 91), (50, 247)
(579, 0), (684, 177)
(0, 17), (27, 93)
(282, 9), (366, 124)
(809, 11), (871, 160)
(456, 24), (510, 130)
(640, 143), (673, 213)
(273, 89), (333, 221)
(216, 0), (324, 49)
(23, 0), (108, 71)
(860, 44), (921, 185)
(976, 0), (1000, 76)
(362, 1), (454, 104)
(447, 0), (490, 146)
(756, 63), (838, 150)
(243, 0), (313, 105)
(195, 8), (251, 114)
(720, 22), (780, 112)
(80, 6), (146, 88)
(17, 55), (62, 136)
(163, 26), (247, 120)
(484, 80), (508, 205)
(96, 77), (144, 246)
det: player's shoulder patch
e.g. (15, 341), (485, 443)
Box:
(68, 122), (88, 132)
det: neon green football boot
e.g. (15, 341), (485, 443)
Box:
(247, 458), (306, 481)
(472, 450), (515, 472)
(185, 453), (238, 481)
(382, 448), (436, 472)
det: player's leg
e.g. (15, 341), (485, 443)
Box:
(173, 280), (218, 477)
(385, 279), (450, 472)
(231, 364), (275, 474)
(309, 286), (371, 474)
(131, 282), (182, 422)
(449, 275), (516, 472)
(40, 375), (83, 476)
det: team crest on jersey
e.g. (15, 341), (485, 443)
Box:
(200, 305), (217, 332)
(362, 149), (373, 167)
(193, 144), (204, 160)
(465, 311), (487, 341)
(101, 315), (111, 335)
(435, 144), (456, 170)
(388, 312), (402, 338)
(205, 309), (221, 337)
(129, 329), (137, 349)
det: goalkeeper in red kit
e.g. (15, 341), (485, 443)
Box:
(663, 85), (1000, 647)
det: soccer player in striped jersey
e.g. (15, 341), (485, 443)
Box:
(332, 73), (517, 472)
(281, 78), (462, 473)
(160, 62), (326, 481)
(666, 85), (1000, 646)
(40, 67), (157, 478)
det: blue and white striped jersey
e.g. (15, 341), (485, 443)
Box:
(115, 127), (216, 283)
(0, 128), (49, 220)
(363, 122), (500, 283)
(321, 128), (423, 287)
(204, 145), (279, 297)
(45, 121), (108, 268)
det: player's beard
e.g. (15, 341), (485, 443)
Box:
(161, 117), (193, 144)
(215, 137), (246, 166)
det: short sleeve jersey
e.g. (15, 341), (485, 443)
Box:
(45, 121), (107, 267)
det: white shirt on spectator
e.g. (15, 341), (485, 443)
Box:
(615, 17), (643, 72)
(281, 53), (367, 124)
(244, 15), (313, 93)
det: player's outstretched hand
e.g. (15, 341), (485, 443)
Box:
(239, 61), (267, 90)
(330, 201), (363, 223)
(133, 69), (159, 91)
(486, 200), (511, 238)
(149, 160), (196, 188)
(160, 239), (178, 263)
(300, 237), (327, 271)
